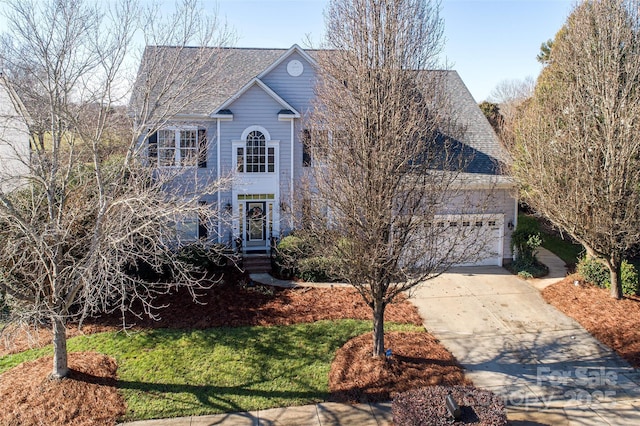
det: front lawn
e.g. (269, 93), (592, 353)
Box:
(0, 320), (422, 421)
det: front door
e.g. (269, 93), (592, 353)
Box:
(246, 202), (266, 245)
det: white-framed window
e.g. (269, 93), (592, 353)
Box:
(235, 128), (276, 173)
(148, 127), (207, 168)
(176, 213), (199, 242)
(302, 129), (328, 167)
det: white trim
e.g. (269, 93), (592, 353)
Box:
(211, 78), (300, 118)
(290, 119), (295, 230)
(212, 113), (233, 121)
(217, 118), (222, 243)
(257, 44), (319, 79)
(241, 125), (271, 142)
(170, 114), (216, 121)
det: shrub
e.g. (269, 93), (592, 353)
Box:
(392, 385), (507, 426)
(509, 219), (547, 278)
(273, 235), (308, 279)
(511, 228), (542, 266)
(177, 244), (229, 271)
(577, 257), (639, 296)
(298, 256), (335, 282)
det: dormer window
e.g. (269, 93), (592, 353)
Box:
(236, 130), (275, 173)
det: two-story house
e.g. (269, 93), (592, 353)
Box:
(131, 44), (517, 266)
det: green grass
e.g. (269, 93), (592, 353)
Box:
(0, 320), (422, 421)
(518, 213), (584, 266)
(541, 233), (584, 266)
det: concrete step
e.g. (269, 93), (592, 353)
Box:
(243, 254), (272, 273)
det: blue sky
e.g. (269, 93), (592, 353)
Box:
(218, 0), (574, 102)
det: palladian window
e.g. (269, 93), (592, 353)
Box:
(236, 130), (275, 173)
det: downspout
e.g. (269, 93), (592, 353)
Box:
(217, 118), (222, 243)
(290, 119), (295, 231)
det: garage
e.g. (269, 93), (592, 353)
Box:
(432, 214), (505, 267)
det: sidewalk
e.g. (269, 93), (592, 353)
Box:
(121, 401), (392, 425)
(529, 247), (569, 290)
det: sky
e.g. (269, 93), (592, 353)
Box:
(217, 0), (575, 102)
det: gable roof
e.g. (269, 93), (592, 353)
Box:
(216, 77), (300, 118)
(130, 46), (320, 118)
(130, 45), (509, 177)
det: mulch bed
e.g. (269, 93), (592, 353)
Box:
(0, 352), (125, 426)
(0, 274), (465, 425)
(392, 385), (507, 426)
(1, 278), (423, 356)
(542, 274), (640, 368)
(329, 331), (471, 403)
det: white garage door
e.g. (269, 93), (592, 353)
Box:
(433, 214), (504, 267)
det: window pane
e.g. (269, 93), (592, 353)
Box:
(158, 130), (176, 166)
(245, 131), (266, 173)
(237, 147), (244, 172)
(268, 147), (275, 172)
(180, 130), (198, 166)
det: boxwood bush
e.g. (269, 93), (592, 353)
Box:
(273, 235), (309, 279)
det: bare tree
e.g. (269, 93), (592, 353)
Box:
(510, 0), (640, 299)
(304, 0), (501, 356)
(0, 0), (233, 379)
(487, 77), (535, 143)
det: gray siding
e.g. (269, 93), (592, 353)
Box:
(261, 52), (318, 186)
(219, 83), (293, 195)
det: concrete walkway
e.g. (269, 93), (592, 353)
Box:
(411, 265), (640, 425)
(530, 247), (570, 290)
(122, 402), (392, 425)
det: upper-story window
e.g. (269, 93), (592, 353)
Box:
(237, 130), (275, 173)
(148, 127), (207, 168)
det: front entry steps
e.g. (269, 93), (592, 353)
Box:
(242, 253), (272, 274)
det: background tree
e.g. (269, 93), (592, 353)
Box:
(478, 101), (504, 136)
(486, 77), (534, 144)
(536, 39), (554, 65)
(305, 0), (497, 357)
(0, 0), (233, 379)
(510, 0), (640, 299)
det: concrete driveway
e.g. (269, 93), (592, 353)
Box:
(410, 266), (640, 425)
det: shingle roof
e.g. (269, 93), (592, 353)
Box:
(441, 70), (510, 171)
(130, 46), (301, 117)
(130, 46), (509, 177)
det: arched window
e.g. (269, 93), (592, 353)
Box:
(236, 129), (275, 173)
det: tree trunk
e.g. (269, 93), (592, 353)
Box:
(609, 255), (623, 300)
(372, 300), (386, 357)
(51, 315), (69, 379)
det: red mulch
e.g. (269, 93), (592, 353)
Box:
(329, 331), (471, 403)
(1, 279), (423, 357)
(0, 352), (125, 426)
(1, 274), (467, 425)
(542, 274), (640, 367)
